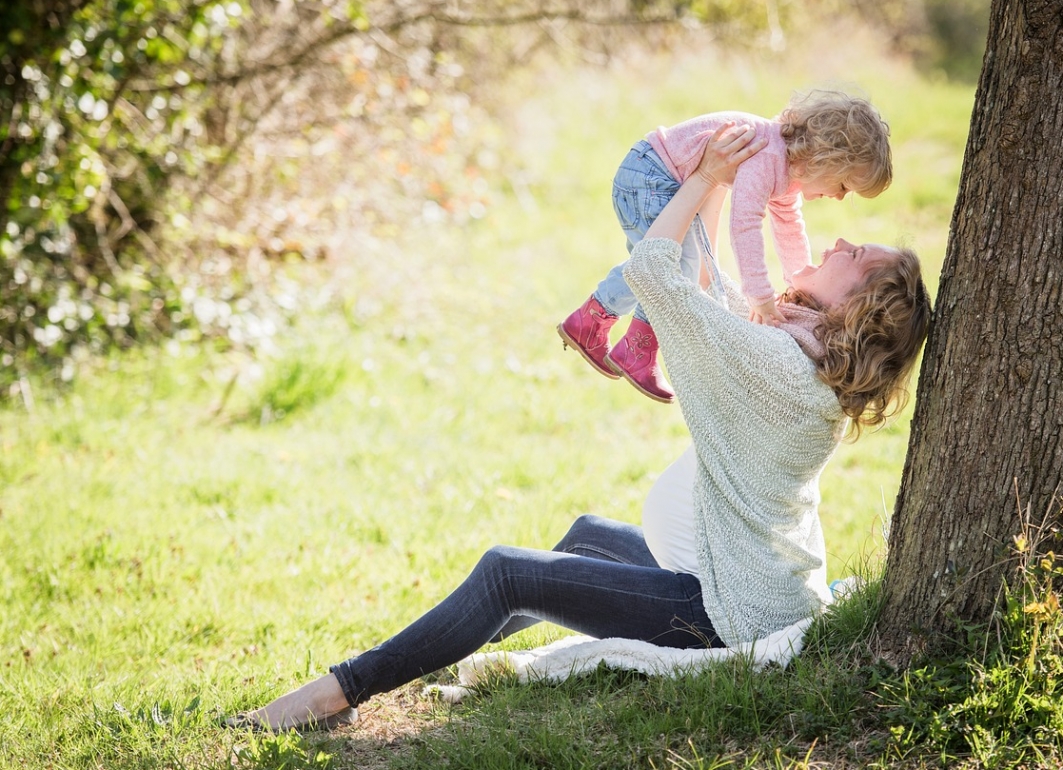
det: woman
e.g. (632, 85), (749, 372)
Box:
(227, 125), (931, 731)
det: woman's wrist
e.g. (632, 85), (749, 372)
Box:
(693, 169), (723, 189)
(685, 171), (721, 205)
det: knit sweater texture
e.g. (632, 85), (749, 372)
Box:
(624, 237), (841, 647)
(645, 111), (810, 305)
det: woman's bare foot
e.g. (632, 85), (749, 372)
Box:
(227, 673), (356, 731)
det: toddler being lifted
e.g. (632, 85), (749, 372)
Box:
(558, 89), (892, 403)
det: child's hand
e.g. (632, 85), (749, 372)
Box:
(749, 299), (785, 327)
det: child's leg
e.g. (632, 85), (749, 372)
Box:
(561, 142), (680, 388)
(607, 166), (724, 404)
(601, 151), (687, 402)
(593, 141), (680, 316)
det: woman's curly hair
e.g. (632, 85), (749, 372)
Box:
(779, 89), (893, 198)
(783, 248), (932, 438)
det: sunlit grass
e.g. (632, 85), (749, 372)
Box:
(0, 25), (1009, 770)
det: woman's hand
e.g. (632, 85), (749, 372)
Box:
(643, 124), (763, 244)
(694, 123), (764, 189)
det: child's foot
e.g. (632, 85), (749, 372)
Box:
(558, 296), (620, 379)
(605, 318), (675, 403)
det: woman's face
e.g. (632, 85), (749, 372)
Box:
(792, 239), (897, 308)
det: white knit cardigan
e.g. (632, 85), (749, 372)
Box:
(624, 237), (843, 647)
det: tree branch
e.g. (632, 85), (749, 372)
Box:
(125, 6), (682, 92)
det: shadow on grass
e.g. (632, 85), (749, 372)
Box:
(273, 650), (889, 770)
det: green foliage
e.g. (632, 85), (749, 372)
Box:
(922, 0), (990, 80)
(0, 0), (500, 391)
(0, 1), (251, 382)
(0, 0), (687, 392)
(880, 531), (1063, 767)
(84, 696), (209, 767)
(839, 0), (990, 81)
(682, 0), (775, 43)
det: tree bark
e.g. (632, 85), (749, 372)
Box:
(877, 0), (1063, 656)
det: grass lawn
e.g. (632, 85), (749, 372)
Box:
(5, 21), (1039, 770)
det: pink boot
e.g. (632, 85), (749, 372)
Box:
(605, 318), (675, 403)
(557, 296), (620, 379)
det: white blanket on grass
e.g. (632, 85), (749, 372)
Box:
(423, 616), (813, 703)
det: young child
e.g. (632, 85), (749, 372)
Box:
(558, 89), (893, 403)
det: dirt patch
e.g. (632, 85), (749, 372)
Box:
(307, 683), (460, 769)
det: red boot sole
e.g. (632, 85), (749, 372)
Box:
(557, 324), (620, 379)
(604, 354), (675, 404)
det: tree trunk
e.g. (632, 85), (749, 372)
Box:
(878, 0), (1063, 655)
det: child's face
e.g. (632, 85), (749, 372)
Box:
(798, 172), (849, 201)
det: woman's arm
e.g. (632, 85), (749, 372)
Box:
(622, 124), (775, 414)
(696, 187), (728, 290)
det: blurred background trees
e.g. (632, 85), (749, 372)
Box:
(1, 0), (988, 394)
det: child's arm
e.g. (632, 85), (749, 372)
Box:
(767, 196), (812, 285)
(729, 165), (788, 326)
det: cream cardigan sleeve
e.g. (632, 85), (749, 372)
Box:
(624, 237), (842, 647)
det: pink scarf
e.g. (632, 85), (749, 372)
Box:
(776, 302), (826, 362)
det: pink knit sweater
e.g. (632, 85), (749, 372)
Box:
(645, 111), (811, 305)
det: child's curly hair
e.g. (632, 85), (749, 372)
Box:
(783, 247), (932, 438)
(779, 89), (893, 198)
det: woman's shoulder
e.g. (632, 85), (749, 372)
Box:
(728, 327), (840, 409)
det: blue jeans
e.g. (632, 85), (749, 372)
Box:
(594, 141), (723, 323)
(329, 515), (722, 708)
